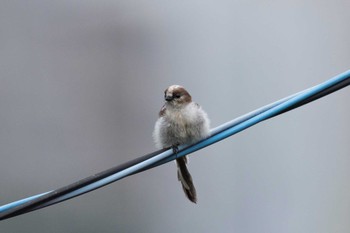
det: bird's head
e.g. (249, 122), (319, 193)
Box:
(164, 85), (192, 107)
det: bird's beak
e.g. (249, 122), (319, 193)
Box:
(165, 95), (173, 101)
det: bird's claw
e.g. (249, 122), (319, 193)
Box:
(172, 145), (179, 154)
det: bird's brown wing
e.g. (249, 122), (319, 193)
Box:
(159, 105), (166, 117)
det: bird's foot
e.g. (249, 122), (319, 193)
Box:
(172, 144), (179, 155)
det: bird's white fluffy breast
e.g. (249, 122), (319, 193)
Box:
(153, 102), (210, 149)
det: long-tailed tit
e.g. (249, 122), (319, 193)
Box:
(153, 85), (210, 203)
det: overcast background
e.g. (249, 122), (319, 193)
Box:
(1, 1), (350, 233)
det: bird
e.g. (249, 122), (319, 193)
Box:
(153, 85), (210, 203)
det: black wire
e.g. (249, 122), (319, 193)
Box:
(1, 76), (349, 221)
(0, 148), (167, 220)
(272, 78), (350, 118)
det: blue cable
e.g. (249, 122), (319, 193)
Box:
(1, 70), (349, 220)
(0, 93), (299, 214)
(0, 192), (52, 215)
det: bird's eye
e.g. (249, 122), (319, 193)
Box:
(174, 94), (181, 98)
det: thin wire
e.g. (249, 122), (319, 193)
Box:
(1, 70), (349, 220)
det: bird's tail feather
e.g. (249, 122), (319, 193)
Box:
(176, 156), (197, 203)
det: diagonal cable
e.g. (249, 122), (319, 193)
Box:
(1, 70), (349, 221)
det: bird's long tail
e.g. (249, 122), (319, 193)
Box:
(176, 156), (197, 203)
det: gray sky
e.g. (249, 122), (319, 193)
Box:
(1, 1), (350, 233)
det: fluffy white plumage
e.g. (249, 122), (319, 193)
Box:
(153, 102), (210, 148)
